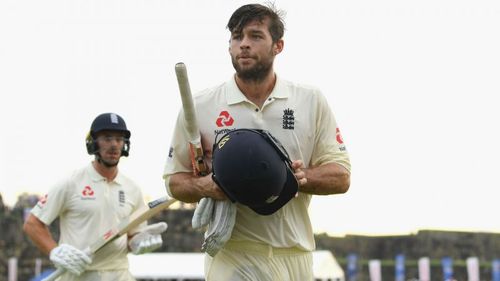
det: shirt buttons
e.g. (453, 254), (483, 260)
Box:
(255, 108), (259, 112)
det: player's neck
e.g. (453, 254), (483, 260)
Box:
(235, 71), (276, 108)
(92, 160), (119, 182)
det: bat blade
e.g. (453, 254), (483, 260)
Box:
(175, 62), (207, 176)
(90, 197), (176, 253)
(42, 197), (177, 281)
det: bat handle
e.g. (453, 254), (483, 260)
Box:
(42, 268), (64, 281)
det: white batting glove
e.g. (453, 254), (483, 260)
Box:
(128, 222), (168, 255)
(192, 197), (214, 229)
(49, 244), (92, 276)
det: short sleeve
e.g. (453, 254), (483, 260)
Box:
(310, 91), (351, 173)
(30, 178), (69, 225)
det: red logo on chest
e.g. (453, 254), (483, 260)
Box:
(82, 185), (95, 196)
(216, 111), (234, 127)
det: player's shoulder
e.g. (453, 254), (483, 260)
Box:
(71, 165), (89, 178)
(115, 171), (140, 188)
(279, 77), (322, 95)
(53, 165), (86, 185)
(278, 77), (326, 104)
(47, 165), (87, 194)
(194, 81), (226, 99)
(193, 81), (228, 108)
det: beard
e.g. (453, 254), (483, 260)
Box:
(97, 149), (121, 167)
(99, 157), (119, 168)
(231, 49), (274, 83)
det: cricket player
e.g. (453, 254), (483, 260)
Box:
(24, 113), (168, 281)
(164, 3), (351, 281)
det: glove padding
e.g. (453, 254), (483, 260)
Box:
(128, 222), (168, 255)
(201, 200), (236, 257)
(192, 197), (214, 229)
(49, 244), (92, 276)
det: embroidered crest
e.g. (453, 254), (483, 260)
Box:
(282, 108), (295, 130)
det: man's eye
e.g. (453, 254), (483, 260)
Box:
(99, 136), (125, 142)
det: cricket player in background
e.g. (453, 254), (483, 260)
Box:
(24, 113), (168, 281)
(164, 3), (351, 281)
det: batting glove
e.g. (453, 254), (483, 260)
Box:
(192, 197), (214, 229)
(128, 222), (168, 255)
(49, 244), (92, 276)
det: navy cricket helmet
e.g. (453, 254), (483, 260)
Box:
(86, 112), (131, 156)
(211, 129), (298, 215)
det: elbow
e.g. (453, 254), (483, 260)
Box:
(337, 170), (350, 194)
(165, 176), (184, 201)
(164, 178), (184, 202)
(167, 183), (184, 202)
(165, 173), (200, 203)
(22, 220), (29, 234)
(164, 177), (174, 198)
(22, 215), (35, 236)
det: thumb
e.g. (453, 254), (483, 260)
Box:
(143, 222), (168, 235)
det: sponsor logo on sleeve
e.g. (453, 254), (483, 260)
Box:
(336, 128), (347, 151)
(103, 229), (115, 240)
(36, 194), (48, 208)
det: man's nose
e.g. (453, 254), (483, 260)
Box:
(240, 36), (250, 49)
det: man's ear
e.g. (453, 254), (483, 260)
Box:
(274, 39), (284, 55)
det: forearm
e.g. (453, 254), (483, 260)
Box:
(23, 214), (57, 256)
(166, 172), (226, 203)
(300, 163), (350, 195)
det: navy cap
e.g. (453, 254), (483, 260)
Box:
(212, 129), (298, 215)
(90, 112), (131, 138)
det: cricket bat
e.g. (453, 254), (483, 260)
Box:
(42, 197), (177, 281)
(175, 62), (208, 176)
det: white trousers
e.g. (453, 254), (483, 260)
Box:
(204, 241), (313, 281)
(57, 269), (135, 281)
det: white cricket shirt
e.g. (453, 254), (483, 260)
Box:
(164, 75), (351, 251)
(31, 163), (148, 270)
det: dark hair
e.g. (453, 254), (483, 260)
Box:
(227, 3), (285, 43)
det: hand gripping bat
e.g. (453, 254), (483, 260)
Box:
(42, 197), (177, 281)
(175, 62), (208, 176)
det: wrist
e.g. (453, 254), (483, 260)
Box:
(197, 174), (214, 199)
